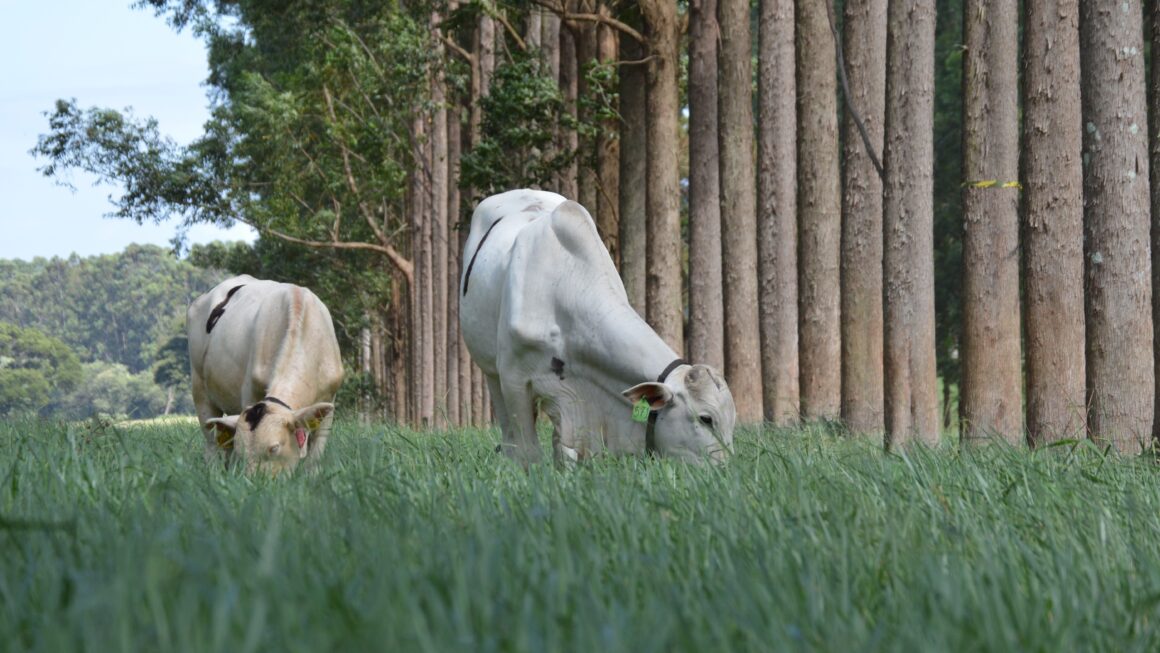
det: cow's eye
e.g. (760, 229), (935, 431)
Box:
(699, 415), (714, 428)
(268, 443), (282, 455)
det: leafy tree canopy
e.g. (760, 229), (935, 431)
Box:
(0, 322), (83, 416)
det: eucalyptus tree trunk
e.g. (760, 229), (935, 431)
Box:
(758, 0), (800, 425)
(559, 26), (580, 199)
(1151, 0), (1160, 446)
(430, 11), (449, 428)
(718, 0), (762, 422)
(594, 5), (620, 261)
(688, 0), (725, 371)
(1023, 0), (1084, 446)
(1081, 0), (1153, 452)
(573, 5), (599, 216)
(446, 25), (464, 426)
(840, 0), (886, 434)
(960, 0), (1021, 445)
(796, 0), (841, 421)
(411, 115), (434, 428)
(618, 14), (648, 316)
(471, 13), (496, 426)
(883, 0), (939, 447)
(639, 0), (684, 352)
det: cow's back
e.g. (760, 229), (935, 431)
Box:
(188, 275), (342, 413)
(459, 190), (568, 371)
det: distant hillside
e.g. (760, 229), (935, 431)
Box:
(0, 244), (222, 374)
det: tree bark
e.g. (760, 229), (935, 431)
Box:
(1151, 0), (1160, 447)
(447, 55), (463, 426)
(559, 25), (581, 199)
(960, 0), (1021, 445)
(688, 0), (725, 371)
(796, 0), (842, 421)
(639, 0), (683, 352)
(883, 0), (939, 447)
(412, 114), (434, 428)
(1023, 0), (1085, 446)
(1081, 0), (1154, 452)
(618, 13), (648, 316)
(840, 0), (886, 434)
(595, 4), (620, 262)
(717, 0), (762, 422)
(572, 2), (599, 216)
(430, 12), (449, 428)
(758, 0), (800, 426)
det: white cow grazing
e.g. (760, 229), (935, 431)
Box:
(187, 275), (343, 474)
(460, 189), (736, 465)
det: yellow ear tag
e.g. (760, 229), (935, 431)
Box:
(306, 418), (321, 430)
(216, 427), (234, 451)
(631, 399), (651, 423)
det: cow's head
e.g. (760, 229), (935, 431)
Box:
(206, 400), (334, 474)
(623, 364), (735, 463)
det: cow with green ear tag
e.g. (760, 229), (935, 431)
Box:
(459, 190), (737, 466)
(188, 275), (344, 475)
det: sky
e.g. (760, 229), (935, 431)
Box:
(0, 0), (254, 262)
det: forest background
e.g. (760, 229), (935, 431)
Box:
(5, 0), (1137, 453)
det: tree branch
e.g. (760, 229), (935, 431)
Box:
(530, 0), (646, 44)
(442, 34), (474, 62)
(825, 0), (884, 181)
(238, 216), (414, 284)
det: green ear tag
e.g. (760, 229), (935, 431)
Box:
(631, 399), (651, 423)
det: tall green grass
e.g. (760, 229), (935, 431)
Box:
(2, 418), (1159, 651)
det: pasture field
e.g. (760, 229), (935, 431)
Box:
(2, 419), (1159, 652)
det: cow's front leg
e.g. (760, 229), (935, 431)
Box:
(493, 375), (542, 467)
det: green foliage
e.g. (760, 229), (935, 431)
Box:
(4, 421), (1160, 650)
(35, 0), (435, 252)
(0, 244), (220, 374)
(460, 53), (580, 202)
(56, 362), (169, 421)
(0, 323), (82, 416)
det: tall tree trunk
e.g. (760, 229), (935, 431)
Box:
(431, 12), (449, 428)
(796, 0), (842, 420)
(718, 0), (762, 422)
(1023, 0), (1084, 446)
(541, 11), (563, 194)
(883, 0), (939, 447)
(1081, 0), (1153, 452)
(618, 14), (648, 316)
(469, 13), (496, 427)
(758, 0), (800, 425)
(447, 54), (463, 426)
(1151, 0), (1160, 446)
(595, 4), (620, 260)
(412, 116), (434, 428)
(639, 0), (684, 353)
(960, 0), (1021, 445)
(573, 3), (599, 215)
(840, 0), (886, 434)
(543, 11), (562, 81)
(559, 26), (581, 199)
(688, 0), (725, 371)
(526, 5), (543, 48)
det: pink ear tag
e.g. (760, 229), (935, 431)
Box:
(295, 427), (307, 449)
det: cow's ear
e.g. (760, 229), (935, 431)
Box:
(622, 383), (673, 410)
(206, 416), (239, 450)
(293, 403), (334, 431)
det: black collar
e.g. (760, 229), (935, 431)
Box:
(646, 358), (688, 456)
(263, 396), (291, 410)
